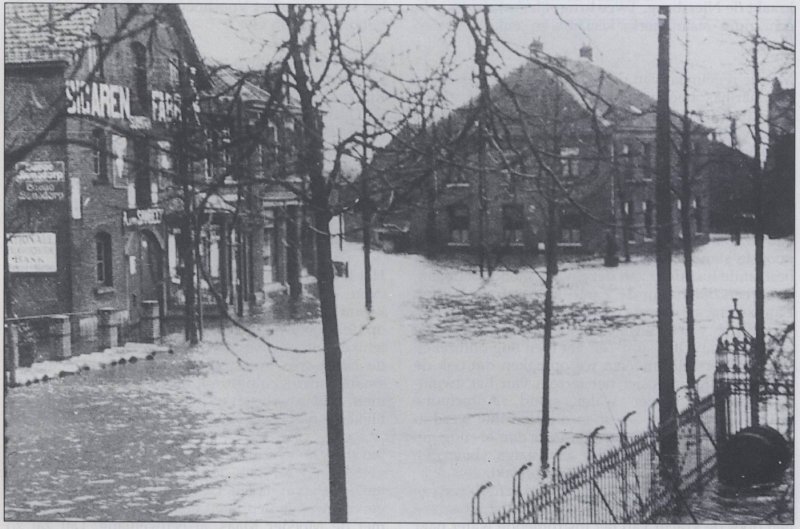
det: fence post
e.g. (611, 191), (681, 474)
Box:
(140, 301), (160, 344)
(97, 308), (119, 350)
(5, 324), (19, 387)
(49, 315), (72, 360)
(587, 426), (604, 523)
(690, 387), (703, 493)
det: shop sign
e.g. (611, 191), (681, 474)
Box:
(123, 208), (163, 227)
(7, 232), (57, 273)
(65, 80), (131, 120)
(151, 90), (182, 123)
(15, 161), (66, 201)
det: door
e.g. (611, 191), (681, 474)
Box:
(139, 230), (163, 309)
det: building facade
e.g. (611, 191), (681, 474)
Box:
(5, 4), (313, 327)
(356, 44), (711, 261)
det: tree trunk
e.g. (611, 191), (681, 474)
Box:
(361, 73), (373, 312)
(655, 5), (678, 481)
(314, 206), (348, 522)
(540, 197), (557, 472)
(287, 6), (348, 520)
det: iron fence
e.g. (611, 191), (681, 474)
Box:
(477, 307), (793, 524)
(480, 393), (718, 524)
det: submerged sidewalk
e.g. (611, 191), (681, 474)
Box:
(658, 469), (794, 524)
(7, 343), (173, 388)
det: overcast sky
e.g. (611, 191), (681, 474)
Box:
(182, 4), (794, 164)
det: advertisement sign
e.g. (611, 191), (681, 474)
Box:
(65, 80), (131, 120)
(151, 90), (182, 123)
(8, 232), (57, 273)
(123, 208), (163, 227)
(15, 161), (66, 201)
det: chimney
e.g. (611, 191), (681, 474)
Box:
(529, 38), (543, 57)
(579, 45), (593, 61)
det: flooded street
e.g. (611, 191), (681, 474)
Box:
(5, 236), (794, 522)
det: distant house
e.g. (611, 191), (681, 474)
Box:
(353, 43), (711, 262)
(765, 79), (794, 238)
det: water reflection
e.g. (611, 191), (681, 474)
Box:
(5, 348), (327, 521)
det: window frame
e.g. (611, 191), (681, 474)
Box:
(131, 42), (148, 115)
(92, 128), (109, 182)
(95, 232), (113, 286)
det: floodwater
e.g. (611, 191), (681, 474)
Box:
(5, 235), (794, 522)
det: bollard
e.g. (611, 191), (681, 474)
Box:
(5, 324), (19, 387)
(140, 301), (160, 344)
(97, 307), (118, 350)
(50, 315), (72, 360)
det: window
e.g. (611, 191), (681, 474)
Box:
(110, 134), (128, 187)
(133, 138), (151, 207)
(448, 204), (470, 244)
(168, 58), (181, 90)
(642, 142), (652, 176)
(92, 128), (108, 182)
(85, 34), (104, 80)
(157, 140), (173, 188)
(694, 198), (704, 233)
(560, 211), (582, 244)
(502, 204), (524, 245)
(624, 200), (636, 242)
(560, 147), (580, 180)
(644, 200), (654, 238)
(131, 42), (148, 114)
(95, 232), (113, 286)
(221, 127), (232, 174)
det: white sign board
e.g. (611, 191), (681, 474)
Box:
(8, 232), (57, 273)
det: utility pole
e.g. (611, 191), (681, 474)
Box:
(655, 5), (678, 481)
(360, 58), (373, 313)
(751, 8), (764, 427)
(680, 12), (696, 388)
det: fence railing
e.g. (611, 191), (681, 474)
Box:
(480, 392), (718, 524)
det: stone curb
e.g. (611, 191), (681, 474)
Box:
(7, 343), (174, 389)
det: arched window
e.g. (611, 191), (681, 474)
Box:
(95, 232), (113, 286)
(132, 42), (148, 114)
(92, 128), (108, 182)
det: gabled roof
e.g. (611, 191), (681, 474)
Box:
(559, 57), (657, 129)
(204, 60), (272, 103)
(5, 3), (102, 65)
(5, 4), (210, 88)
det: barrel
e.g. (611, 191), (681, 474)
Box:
(718, 425), (791, 487)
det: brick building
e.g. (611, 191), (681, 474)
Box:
(357, 44), (712, 261)
(5, 4), (207, 325)
(5, 4), (312, 328)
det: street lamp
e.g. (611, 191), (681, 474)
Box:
(471, 481), (492, 523)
